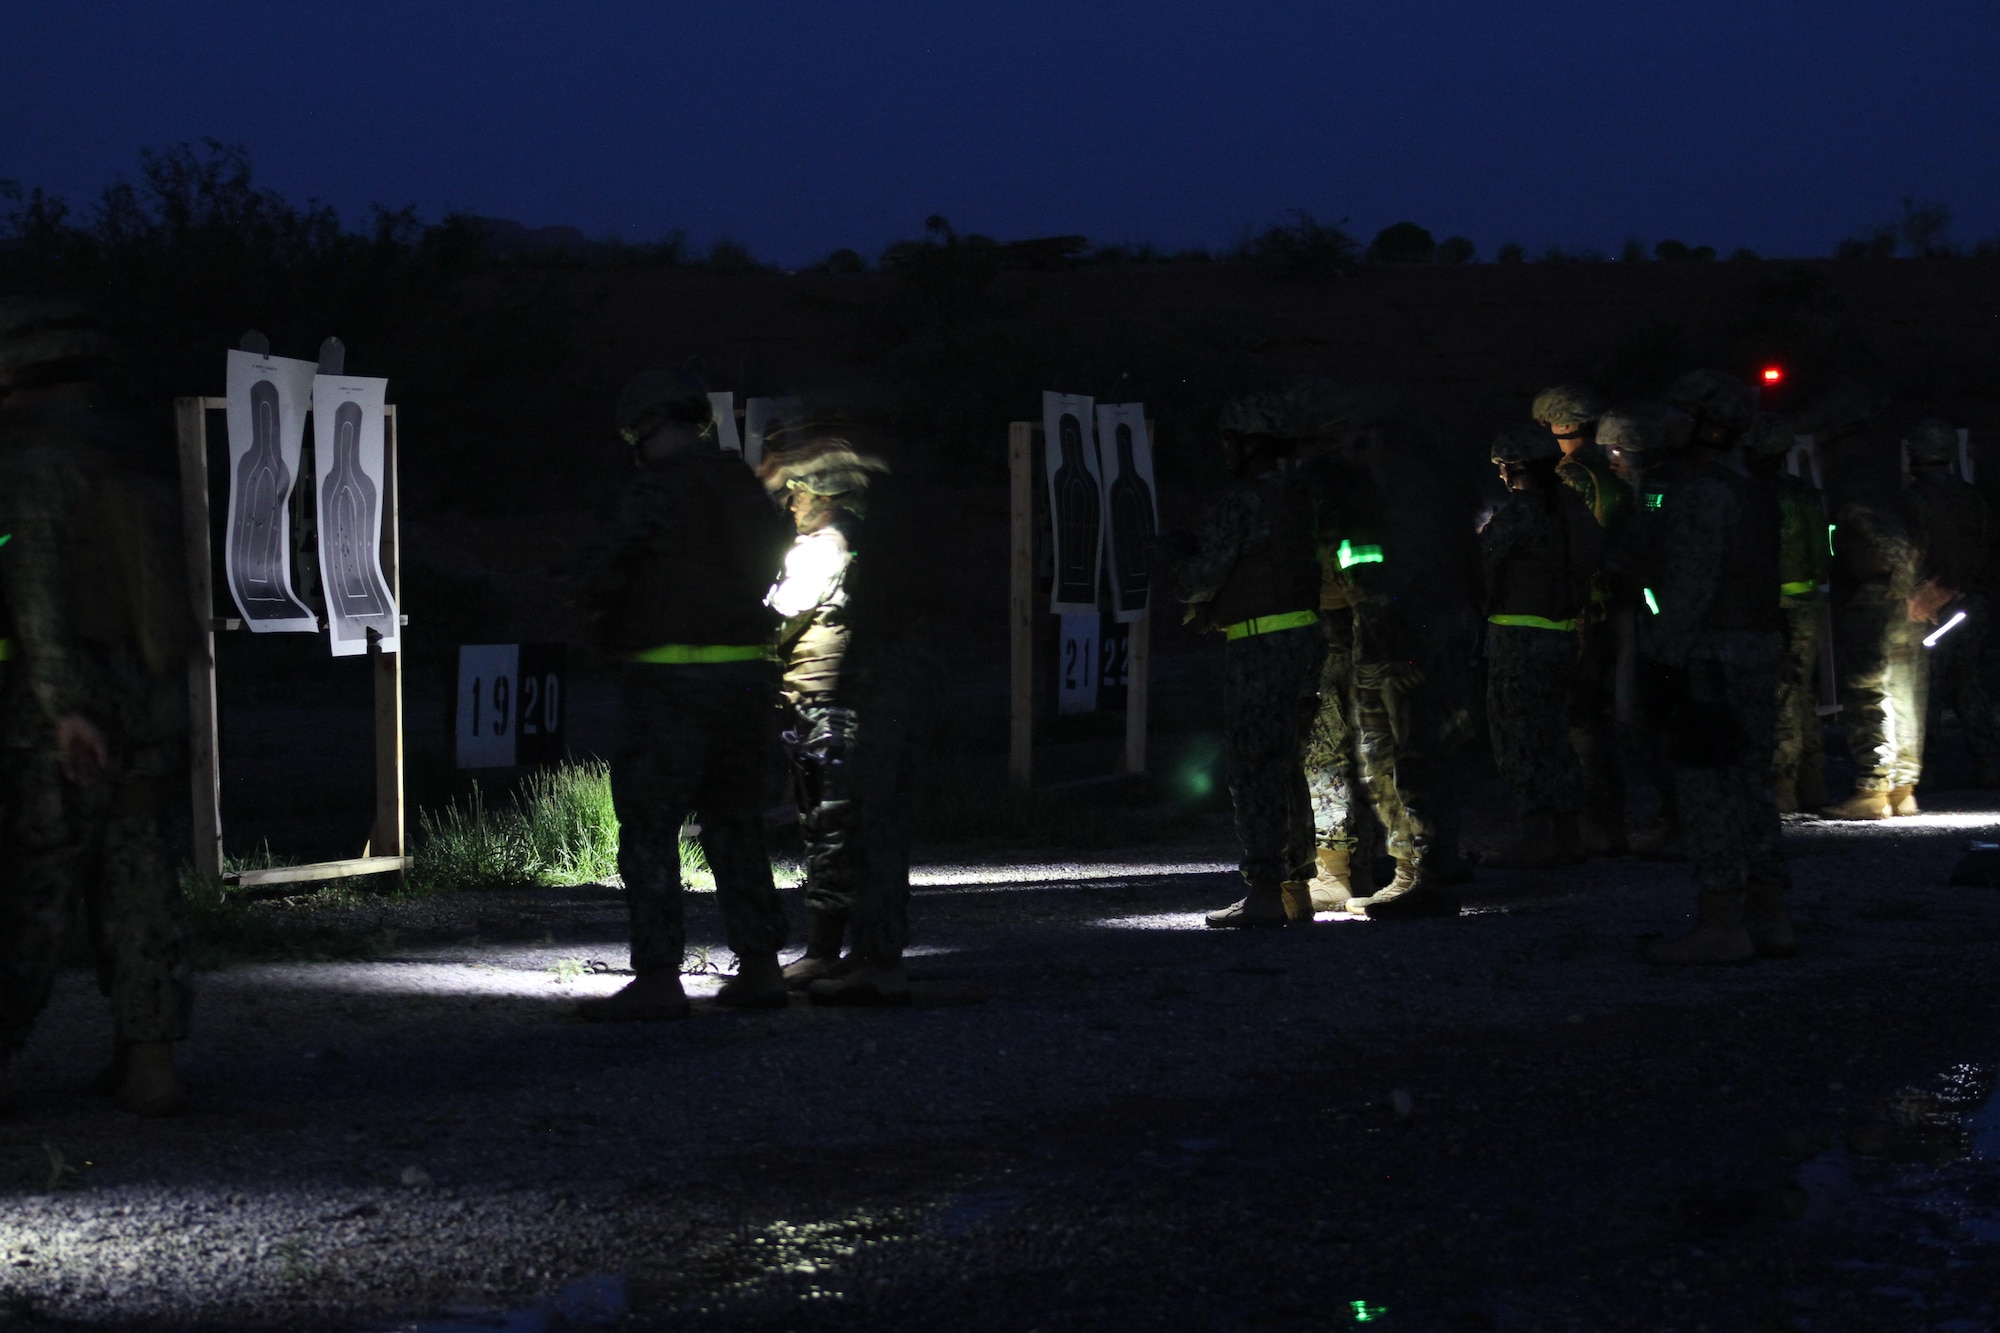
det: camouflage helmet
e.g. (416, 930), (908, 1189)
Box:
(758, 436), (889, 496)
(1530, 383), (1606, 430)
(1905, 417), (1960, 465)
(1596, 402), (1693, 456)
(1218, 389), (1292, 438)
(1743, 413), (1798, 458)
(0, 296), (112, 379)
(1490, 422), (1561, 464)
(1665, 369), (1754, 433)
(616, 367), (711, 443)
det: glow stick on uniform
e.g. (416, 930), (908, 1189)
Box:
(1923, 611), (1968, 649)
(1643, 588), (1661, 616)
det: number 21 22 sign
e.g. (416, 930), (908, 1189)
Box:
(456, 643), (567, 768)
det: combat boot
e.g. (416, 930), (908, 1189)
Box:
(1630, 820), (1686, 860)
(1745, 881), (1797, 959)
(1644, 891), (1755, 966)
(1205, 881), (1290, 929)
(1279, 880), (1315, 923)
(576, 971), (690, 1023)
(782, 909), (850, 990)
(1345, 860), (1415, 915)
(716, 952), (789, 1009)
(1887, 784), (1920, 817)
(1773, 777), (1799, 815)
(808, 954), (911, 1007)
(1307, 847), (1354, 912)
(1482, 815), (1557, 870)
(1363, 864), (1461, 921)
(115, 1042), (183, 1117)
(1822, 788), (1892, 820)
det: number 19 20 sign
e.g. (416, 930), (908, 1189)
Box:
(456, 643), (567, 768)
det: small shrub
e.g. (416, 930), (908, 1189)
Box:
(1367, 221), (1436, 264)
(1495, 242), (1525, 264)
(1436, 235), (1476, 264)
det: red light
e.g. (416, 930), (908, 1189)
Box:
(1762, 366), (1784, 384)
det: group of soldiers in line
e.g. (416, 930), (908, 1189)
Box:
(1167, 371), (1989, 966)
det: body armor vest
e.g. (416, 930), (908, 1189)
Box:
(1207, 474), (1319, 629)
(1699, 465), (1782, 634)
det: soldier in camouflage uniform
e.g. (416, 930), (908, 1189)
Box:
(1536, 385), (1632, 855)
(0, 298), (194, 1115)
(1481, 424), (1601, 868)
(1641, 370), (1790, 965)
(1743, 414), (1831, 812)
(1162, 392), (1324, 928)
(574, 370), (793, 1020)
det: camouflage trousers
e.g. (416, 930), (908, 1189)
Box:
(1487, 624), (1583, 818)
(1773, 600), (1828, 791)
(1927, 593), (2000, 764)
(1569, 613), (1624, 826)
(1352, 655), (1443, 867)
(609, 662), (788, 974)
(0, 751), (192, 1058)
(1672, 645), (1788, 898)
(1839, 603), (1929, 790)
(786, 640), (940, 961)
(1304, 610), (1365, 854)
(1223, 624), (1325, 885)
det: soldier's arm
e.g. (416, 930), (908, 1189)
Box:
(1172, 485), (1263, 604)
(1643, 477), (1736, 667)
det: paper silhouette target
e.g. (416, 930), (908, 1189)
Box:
(312, 374), (399, 656)
(1042, 391), (1102, 615)
(1095, 403), (1158, 623)
(223, 350), (318, 632)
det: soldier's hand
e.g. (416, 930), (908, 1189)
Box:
(1908, 579), (1956, 625)
(57, 714), (110, 786)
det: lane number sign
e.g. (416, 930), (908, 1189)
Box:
(456, 643), (567, 768)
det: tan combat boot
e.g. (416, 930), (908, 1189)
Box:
(577, 971), (691, 1022)
(1206, 880), (1291, 929)
(1645, 891), (1756, 966)
(1363, 862), (1461, 921)
(808, 954), (912, 1007)
(1822, 788), (1892, 820)
(115, 1042), (184, 1117)
(1482, 815), (1557, 869)
(1345, 860), (1415, 915)
(1887, 785), (1920, 817)
(781, 909), (850, 991)
(1745, 881), (1797, 959)
(1308, 847), (1354, 912)
(716, 952), (789, 1009)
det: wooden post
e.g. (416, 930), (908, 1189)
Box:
(1008, 421), (1035, 788)
(176, 397), (226, 882)
(369, 405), (405, 875)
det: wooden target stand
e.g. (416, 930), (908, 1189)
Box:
(1007, 419), (1151, 789)
(174, 396), (408, 888)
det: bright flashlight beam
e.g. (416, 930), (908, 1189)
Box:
(1924, 611), (1968, 649)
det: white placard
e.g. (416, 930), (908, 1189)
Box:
(312, 374), (399, 656)
(223, 349), (318, 632)
(744, 395), (802, 470)
(457, 643), (520, 767)
(1042, 391), (1102, 616)
(1058, 612), (1099, 714)
(708, 391), (742, 454)
(1095, 403), (1158, 623)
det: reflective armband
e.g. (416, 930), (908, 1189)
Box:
(1336, 539), (1385, 570)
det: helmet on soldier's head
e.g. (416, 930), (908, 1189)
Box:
(1490, 422), (1561, 464)
(1743, 413), (1798, 458)
(1595, 402), (1692, 456)
(0, 296), (112, 381)
(1666, 370), (1754, 433)
(616, 368), (711, 444)
(1530, 384), (1606, 429)
(1905, 417), (1959, 465)
(1219, 389), (1292, 439)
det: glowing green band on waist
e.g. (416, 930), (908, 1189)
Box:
(622, 644), (768, 664)
(1336, 539), (1384, 570)
(1487, 614), (1576, 632)
(1780, 580), (1818, 597)
(1223, 610), (1319, 640)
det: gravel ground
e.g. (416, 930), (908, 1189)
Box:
(4, 800), (2000, 1331)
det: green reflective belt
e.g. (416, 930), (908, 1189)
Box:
(1780, 580), (1818, 598)
(1336, 539), (1385, 570)
(0, 638), (11, 662)
(622, 643), (768, 665)
(1487, 613), (1577, 632)
(1222, 610), (1319, 641)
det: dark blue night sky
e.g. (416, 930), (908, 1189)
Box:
(5, 0), (1995, 264)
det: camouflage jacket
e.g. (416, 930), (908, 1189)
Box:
(1831, 470), (1920, 606)
(1639, 461), (1780, 669)
(1173, 469), (1317, 628)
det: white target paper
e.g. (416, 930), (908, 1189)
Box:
(1042, 391), (1102, 616)
(312, 374), (399, 656)
(223, 349), (318, 632)
(744, 396), (802, 470)
(708, 391), (743, 454)
(1094, 403), (1158, 623)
